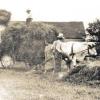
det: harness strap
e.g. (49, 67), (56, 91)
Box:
(87, 45), (90, 55)
(70, 43), (75, 59)
(71, 43), (74, 55)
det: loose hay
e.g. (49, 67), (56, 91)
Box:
(65, 65), (100, 85)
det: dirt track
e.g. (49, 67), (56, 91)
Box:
(0, 61), (100, 100)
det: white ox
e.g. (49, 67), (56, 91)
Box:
(52, 41), (97, 69)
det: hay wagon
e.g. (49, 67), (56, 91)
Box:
(0, 22), (58, 68)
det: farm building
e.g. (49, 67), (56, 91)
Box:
(44, 22), (85, 41)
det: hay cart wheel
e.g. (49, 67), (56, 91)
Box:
(1, 55), (15, 68)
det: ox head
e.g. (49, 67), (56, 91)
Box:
(87, 42), (97, 56)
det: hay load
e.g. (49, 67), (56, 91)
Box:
(0, 10), (11, 25)
(1, 22), (58, 66)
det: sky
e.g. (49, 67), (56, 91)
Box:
(0, 0), (100, 28)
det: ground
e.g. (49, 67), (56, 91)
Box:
(0, 61), (100, 100)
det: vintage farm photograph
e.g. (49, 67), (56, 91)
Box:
(0, 0), (100, 100)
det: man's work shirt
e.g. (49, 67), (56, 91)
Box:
(51, 40), (63, 53)
(26, 13), (32, 19)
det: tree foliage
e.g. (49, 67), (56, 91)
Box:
(86, 19), (100, 54)
(86, 19), (100, 37)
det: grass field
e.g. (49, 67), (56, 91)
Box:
(0, 60), (99, 100)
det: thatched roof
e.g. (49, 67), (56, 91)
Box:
(44, 22), (85, 39)
(9, 21), (85, 39)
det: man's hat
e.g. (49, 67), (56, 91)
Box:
(26, 9), (31, 13)
(57, 33), (64, 39)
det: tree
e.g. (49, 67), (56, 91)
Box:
(86, 19), (100, 55)
(86, 19), (100, 41)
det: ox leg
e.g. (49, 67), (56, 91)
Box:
(71, 55), (77, 68)
(67, 60), (71, 72)
(66, 55), (76, 71)
(25, 61), (32, 70)
(64, 58), (71, 72)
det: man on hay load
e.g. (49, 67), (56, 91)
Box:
(26, 9), (33, 26)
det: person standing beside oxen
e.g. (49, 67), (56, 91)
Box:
(51, 33), (65, 72)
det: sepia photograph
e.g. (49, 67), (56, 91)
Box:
(0, 0), (100, 100)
